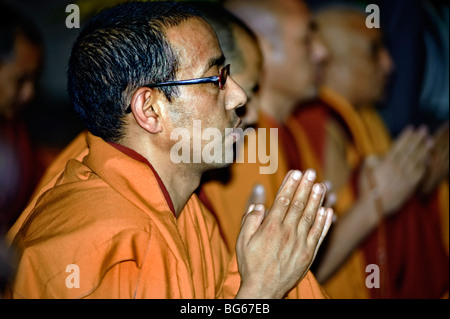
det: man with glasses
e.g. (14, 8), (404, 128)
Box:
(6, 1), (332, 299)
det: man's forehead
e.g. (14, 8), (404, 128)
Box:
(165, 17), (222, 70)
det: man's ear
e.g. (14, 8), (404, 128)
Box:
(130, 87), (162, 134)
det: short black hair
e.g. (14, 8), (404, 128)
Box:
(0, 2), (43, 62)
(67, 1), (203, 142)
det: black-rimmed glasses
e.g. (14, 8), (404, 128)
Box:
(125, 64), (230, 113)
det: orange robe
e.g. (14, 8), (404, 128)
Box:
(292, 87), (449, 298)
(32, 130), (89, 196)
(6, 132), (327, 299)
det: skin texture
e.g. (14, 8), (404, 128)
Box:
(236, 170), (333, 298)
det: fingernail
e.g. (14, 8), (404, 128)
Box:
(307, 170), (316, 182)
(319, 207), (326, 216)
(255, 204), (264, 212)
(313, 184), (323, 194)
(247, 204), (255, 214)
(292, 170), (302, 181)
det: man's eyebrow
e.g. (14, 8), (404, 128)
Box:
(202, 55), (225, 75)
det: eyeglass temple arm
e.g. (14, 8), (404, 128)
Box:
(146, 76), (219, 87)
(125, 76), (220, 113)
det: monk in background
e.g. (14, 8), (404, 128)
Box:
(0, 3), (43, 297)
(0, 3), (43, 236)
(294, 7), (449, 298)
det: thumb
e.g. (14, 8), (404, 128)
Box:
(239, 204), (265, 245)
(249, 184), (266, 205)
(245, 184), (266, 215)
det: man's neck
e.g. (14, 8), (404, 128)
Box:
(120, 135), (202, 218)
(156, 159), (202, 217)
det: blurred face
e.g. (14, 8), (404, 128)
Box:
(162, 18), (247, 169)
(232, 25), (262, 129)
(355, 27), (394, 105)
(0, 32), (42, 120)
(268, 0), (328, 102)
(320, 14), (394, 106)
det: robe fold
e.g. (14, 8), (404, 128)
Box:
(292, 87), (449, 298)
(7, 133), (232, 298)
(6, 132), (327, 299)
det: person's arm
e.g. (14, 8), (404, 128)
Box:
(234, 169), (333, 299)
(419, 122), (449, 196)
(314, 192), (379, 283)
(314, 125), (432, 283)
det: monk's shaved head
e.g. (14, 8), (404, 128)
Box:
(226, 0), (290, 56)
(316, 7), (394, 107)
(316, 8), (375, 68)
(226, 0), (316, 60)
(225, 0), (328, 122)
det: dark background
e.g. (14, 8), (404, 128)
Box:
(3, 0), (86, 150)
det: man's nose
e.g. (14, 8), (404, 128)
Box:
(225, 76), (247, 112)
(311, 35), (329, 64)
(379, 48), (394, 76)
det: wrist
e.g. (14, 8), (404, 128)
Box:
(236, 280), (282, 299)
(369, 186), (385, 220)
(356, 192), (382, 231)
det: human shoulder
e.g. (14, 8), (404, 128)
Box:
(10, 179), (157, 298)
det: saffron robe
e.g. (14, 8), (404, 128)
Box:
(292, 87), (449, 298)
(6, 132), (327, 299)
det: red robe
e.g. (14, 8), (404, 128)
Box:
(292, 87), (449, 298)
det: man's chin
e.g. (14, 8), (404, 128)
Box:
(201, 160), (233, 175)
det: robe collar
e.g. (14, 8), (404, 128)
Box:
(107, 141), (176, 217)
(83, 133), (177, 220)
